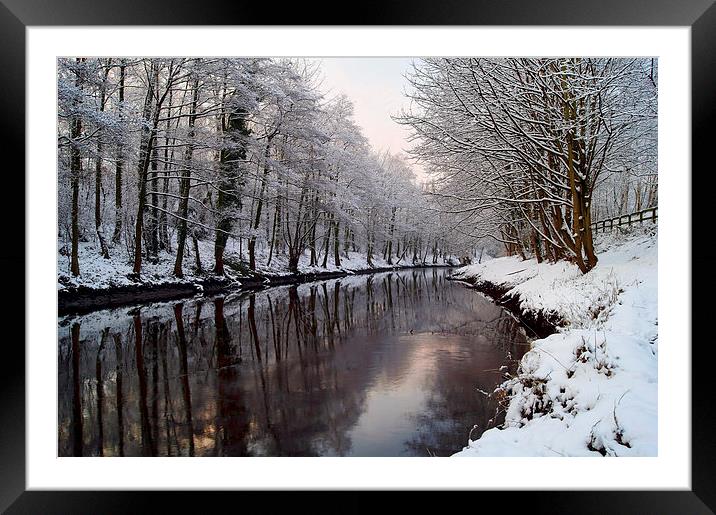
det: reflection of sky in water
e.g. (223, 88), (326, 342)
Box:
(346, 333), (516, 456)
(346, 336), (430, 456)
(58, 269), (529, 457)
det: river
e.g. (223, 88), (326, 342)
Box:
(58, 267), (529, 457)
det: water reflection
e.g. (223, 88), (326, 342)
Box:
(58, 268), (528, 457)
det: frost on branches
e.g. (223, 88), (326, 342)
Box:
(58, 58), (460, 290)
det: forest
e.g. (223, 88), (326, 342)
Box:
(398, 57), (657, 273)
(58, 58), (453, 288)
(58, 57), (657, 283)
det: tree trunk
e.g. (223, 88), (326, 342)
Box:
(561, 60), (597, 273)
(112, 60), (125, 245)
(386, 206), (396, 265)
(267, 199), (280, 267)
(214, 102), (249, 275)
(288, 251), (300, 274)
(333, 220), (341, 267)
(95, 67), (110, 260)
(343, 224), (351, 258)
(160, 80), (175, 253)
(69, 58), (83, 277)
(309, 225), (317, 267)
(192, 234), (203, 274)
(173, 76), (199, 278)
(132, 65), (159, 276)
(249, 138), (273, 271)
(321, 217), (331, 268)
(70, 129), (81, 277)
(149, 145), (159, 261)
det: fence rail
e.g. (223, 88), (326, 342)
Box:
(591, 206), (657, 233)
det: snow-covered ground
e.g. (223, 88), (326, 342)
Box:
(58, 236), (457, 292)
(452, 226), (657, 457)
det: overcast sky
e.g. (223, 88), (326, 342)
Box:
(313, 57), (422, 174)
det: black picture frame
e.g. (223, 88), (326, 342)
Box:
(1, 1), (713, 512)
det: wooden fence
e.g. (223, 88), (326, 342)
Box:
(591, 206), (658, 233)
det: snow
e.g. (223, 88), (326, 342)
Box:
(452, 226), (657, 457)
(58, 236), (457, 292)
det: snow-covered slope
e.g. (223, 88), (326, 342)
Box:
(452, 228), (657, 457)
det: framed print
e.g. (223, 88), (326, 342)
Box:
(2, 0), (715, 512)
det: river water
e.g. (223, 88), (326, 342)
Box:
(58, 268), (529, 457)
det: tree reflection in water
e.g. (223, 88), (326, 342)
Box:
(58, 268), (529, 457)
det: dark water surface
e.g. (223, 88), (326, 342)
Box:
(58, 268), (529, 457)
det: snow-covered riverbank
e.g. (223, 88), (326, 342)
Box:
(58, 238), (458, 314)
(452, 227), (658, 457)
(58, 237), (458, 293)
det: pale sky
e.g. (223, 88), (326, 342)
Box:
(313, 57), (424, 178)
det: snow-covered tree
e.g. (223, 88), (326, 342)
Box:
(397, 58), (658, 272)
(57, 57), (455, 282)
